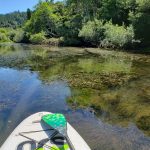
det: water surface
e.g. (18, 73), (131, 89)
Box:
(0, 43), (150, 150)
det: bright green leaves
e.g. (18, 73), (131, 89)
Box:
(24, 2), (62, 37)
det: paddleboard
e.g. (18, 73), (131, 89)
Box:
(1, 112), (91, 150)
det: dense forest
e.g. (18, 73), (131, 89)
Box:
(0, 0), (150, 51)
(0, 11), (27, 28)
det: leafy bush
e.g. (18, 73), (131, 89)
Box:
(0, 28), (7, 34)
(79, 20), (134, 48)
(7, 30), (16, 41)
(13, 30), (27, 43)
(30, 32), (46, 44)
(0, 28), (9, 42)
(0, 33), (9, 42)
(102, 22), (134, 48)
(79, 20), (105, 46)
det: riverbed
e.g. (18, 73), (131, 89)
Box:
(0, 43), (150, 150)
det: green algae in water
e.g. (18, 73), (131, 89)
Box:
(78, 56), (132, 74)
(67, 84), (150, 136)
(0, 43), (150, 137)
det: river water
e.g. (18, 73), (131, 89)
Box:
(0, 43), (150, 150)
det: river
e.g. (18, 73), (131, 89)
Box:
(0, 43), (150, 150)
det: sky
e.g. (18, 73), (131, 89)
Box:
(0, 0), (38, 14)
(0, 0), (61, 14)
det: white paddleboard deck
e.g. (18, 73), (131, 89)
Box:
(1, 112), (91, 150)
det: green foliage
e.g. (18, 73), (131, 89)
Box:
(79, 20), (134, 48)
(0, 11), (27, 28)
(0, 28), (7, 34)
(0, 28), (11, 42)
(0, 33), (9, 42)
(65, 0), (146, 48)
(66, 0), (102, 20)
(79, 20), (105, 46)
(102, 22), (134, 48)
(24, 2), (62, 37)
(27, 8), (32, 20)
(7, 30), (16, 41)
(136, 0), (150, 12)
(0, 28), (30, 43)
(13, 30), (28, 43)
(0, 0), (149, 49)
(57, 10), (83, 45)
(129, 0), (150, 46)
(99, 0), (130, 25)
(29, 32), (46, 44)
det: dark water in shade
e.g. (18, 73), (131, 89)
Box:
(0, 43), (150, 150)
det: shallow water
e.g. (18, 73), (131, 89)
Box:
(0, 43), (150, 150)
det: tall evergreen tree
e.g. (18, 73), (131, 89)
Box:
(27, 8), (31, 20)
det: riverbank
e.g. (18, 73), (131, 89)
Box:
(0, 37), (150, 55)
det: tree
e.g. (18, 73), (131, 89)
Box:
(0, 0), (148, 49)
(79, 20), (105, 46)
(130, 0), (150, 46)
(66, 0), (102, 21)
(56, 2), (83, 45)
(24, 2), (62, 37)
(0, 11), (27, 28)
(99, 0), (133, 25)
(27, 8), (31, 20)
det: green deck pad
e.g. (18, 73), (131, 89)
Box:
(51, 144), (70, 150)
(42, 114), (67, 135)
(35, 144), (69, 150)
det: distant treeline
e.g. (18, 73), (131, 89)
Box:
(0, 0), (150, 52)
(0, 11), (27, 28)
